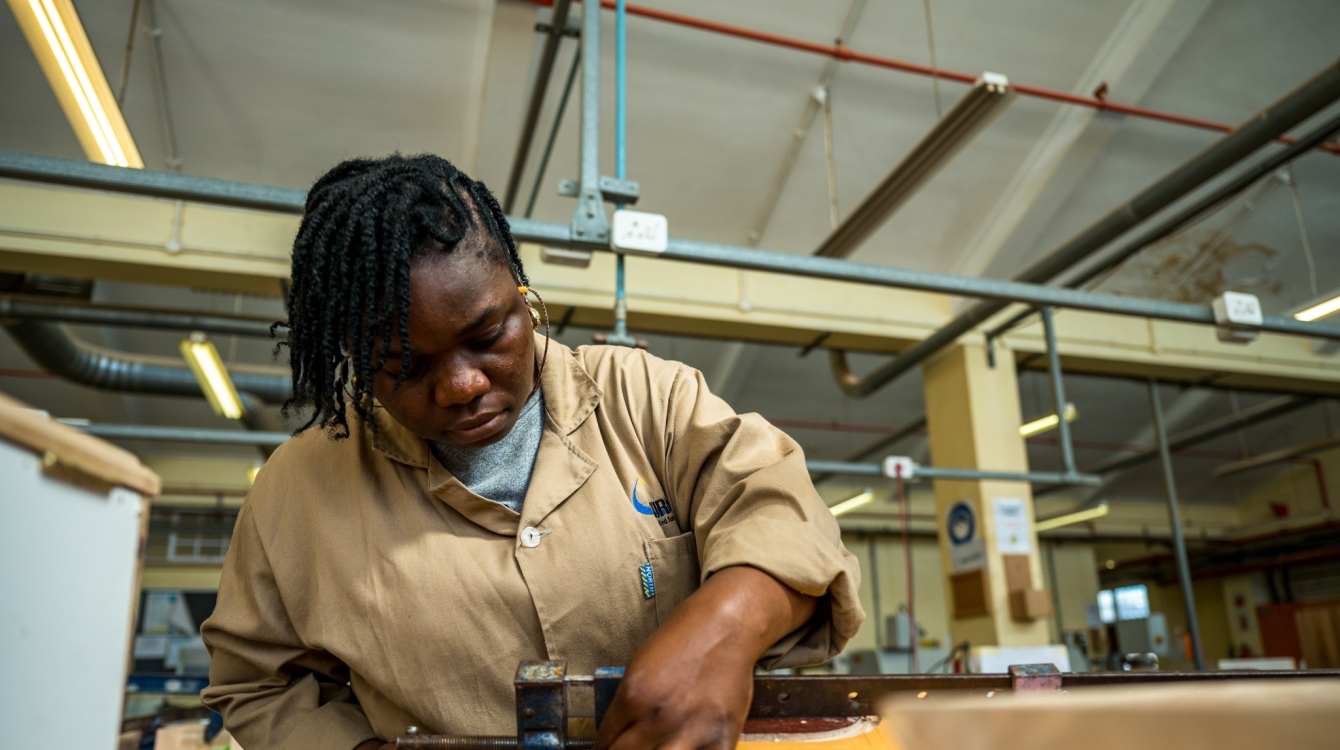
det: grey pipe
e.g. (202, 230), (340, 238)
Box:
(1148, 379), (1205, 670)
(804, 460), (1102, 486)
(1040, 307), (1077, 476)
(69, 422), (291, 445)
(5, 151), (1340, 342)
(830, 57), (1340, 398)
(0, 296), (279, 338)
(3, 320), (291, 403)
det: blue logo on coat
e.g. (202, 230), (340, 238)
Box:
(632, 477), (676, 528)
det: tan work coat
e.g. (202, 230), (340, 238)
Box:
(201, 339), (864, 750)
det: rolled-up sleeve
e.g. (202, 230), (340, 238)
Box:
(200, 504), (378, 750)
(658, 364), (865, 669)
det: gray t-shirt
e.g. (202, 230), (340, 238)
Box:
(428, 390), (544, 513)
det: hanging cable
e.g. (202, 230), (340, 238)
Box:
(896, 464), (919, 673)
(144, 0), (181, 172)
(1285, 166), (1321, 298)
(820, 87), (840, 229)
(116, 0), (142, 106)
(743, 0), (867, 247)
(921, 0), (942, 119)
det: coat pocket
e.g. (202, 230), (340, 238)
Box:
(644, 532), (701, 626)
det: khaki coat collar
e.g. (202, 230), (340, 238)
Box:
(364, 334), (601, 534)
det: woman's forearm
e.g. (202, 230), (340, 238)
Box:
(671, 564), (818, 659)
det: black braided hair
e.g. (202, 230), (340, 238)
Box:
(276, 153), (529, 439)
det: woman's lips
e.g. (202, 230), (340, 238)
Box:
(444, 410), (508, 444)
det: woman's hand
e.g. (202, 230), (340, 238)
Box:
(596, 565), (818, 750)
(353, 740), (393, 750)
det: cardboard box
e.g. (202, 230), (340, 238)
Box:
(1010, 589), (1053, 622)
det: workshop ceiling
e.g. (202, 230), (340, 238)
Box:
(1, 0), (1338, 509)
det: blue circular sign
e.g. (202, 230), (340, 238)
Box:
(948, 501), (976, 545)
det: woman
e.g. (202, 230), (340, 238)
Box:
(200, 154), (863, 750)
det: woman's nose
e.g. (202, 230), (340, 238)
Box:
(432, 362), (489, 408)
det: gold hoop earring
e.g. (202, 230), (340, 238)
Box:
(518, 286), (551, 395)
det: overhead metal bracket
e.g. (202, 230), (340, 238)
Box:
(571, 187), (610, 246)
(598, 175), (640, 205)
(534, 21), (580, 38)
(556, 176), (639, 206)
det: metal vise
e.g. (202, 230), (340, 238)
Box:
(394, 660), (1076, 749)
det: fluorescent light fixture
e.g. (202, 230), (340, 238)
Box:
(1019, 402), (1078, 438)
(829, 489), (875, 517)
(180, 332), (244, 419)
(1295, 294), (1340, 322)
(813, 73), (1014, 259)
(1034, 502), (1108, 532)
(7, 0), (142, 167)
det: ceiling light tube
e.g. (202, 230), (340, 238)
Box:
(829, 489), (875, 517)
(1034, 502), (1109, 532)
(813, 73), (1014, 259)
(180, 332), (244, 419)
(1295, 294), (1340, 322)
(1019, 402), (1078, 438)
(7, 0), (143, 167)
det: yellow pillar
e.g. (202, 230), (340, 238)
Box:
(922, 341), (1051, 647)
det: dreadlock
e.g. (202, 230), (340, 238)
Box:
(276, 153), (529, 439)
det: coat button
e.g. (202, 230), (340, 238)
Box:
(520, 526), (543, 548)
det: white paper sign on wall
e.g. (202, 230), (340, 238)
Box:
(947, 499), (986, 573)
(992, 496), (1033, 554)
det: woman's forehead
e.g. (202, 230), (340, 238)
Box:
(402, 254), (514, 338)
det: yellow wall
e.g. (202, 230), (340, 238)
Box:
(1144, 577), (1233, 669)
(1235, 444), (1339, 527)
(1221, 574), (1265, 657)
(841, 534), (949, 653)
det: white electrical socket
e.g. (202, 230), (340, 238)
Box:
(1212, 291), (1263, 344)
(611, 209), (668, 255)
(882, 456), (918, 480)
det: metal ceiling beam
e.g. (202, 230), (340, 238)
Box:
(5, 151), (1340, 344)
(60, 418), (1096, 486)
(826, 57), (1340, 398)
(1083, 394), (1315, 476)
(1213, 434), (1340, 478)
(68, 421), (290, 445)
(0, 149), (306, 213)
(503, 0), (574, 213)
(2, 150), (1340, 348)
(0, 295), (278, 338)
(804, 460), (1101, 486)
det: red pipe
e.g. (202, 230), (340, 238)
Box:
(520, 0), (1340, 156)
(0, 368), (53, 378)
(1301, 457), (1332, 514)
